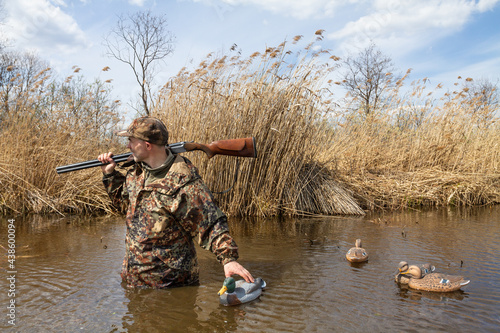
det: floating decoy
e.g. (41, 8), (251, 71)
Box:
(218, 277), (266, 306)
(395, 261), (435, 284)
(396, 264), (470, 292)
(346, 239), (368, 263)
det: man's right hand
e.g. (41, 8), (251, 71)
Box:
(97, 152), (117, 175)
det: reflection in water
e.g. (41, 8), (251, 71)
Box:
(120, 286), (200, 332)
(348, 261), (369, 269)
(0, 207), (500, 332)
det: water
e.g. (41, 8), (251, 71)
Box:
(1, 206), (499, 332)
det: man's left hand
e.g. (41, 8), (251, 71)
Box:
(224, 261), (254, 283)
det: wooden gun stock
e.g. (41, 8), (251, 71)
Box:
(184, 137), (257, 159)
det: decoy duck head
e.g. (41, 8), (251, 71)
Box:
(218, 277), (236, 295)
(355, 239), (362, 248)
(400, 264), (423, 278)
(398, 261), (409, 273)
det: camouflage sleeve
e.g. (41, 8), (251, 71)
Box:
(174, 179), (239, 265)
(102, 170), (129, 213)
(202, 207), (240, 266)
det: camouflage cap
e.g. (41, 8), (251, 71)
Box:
(115, 117), (169, 145)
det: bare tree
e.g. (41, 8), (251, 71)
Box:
(461, 78), (499, 127)
(340, 43), (399, 115)
(0, 50), (51, 119)
(462, 78), (498, 111)
(104, 10), (175, 115)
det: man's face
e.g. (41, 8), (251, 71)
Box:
(127, 137), (148, 162)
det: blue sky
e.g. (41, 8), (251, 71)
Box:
(2, 0), (500, 119)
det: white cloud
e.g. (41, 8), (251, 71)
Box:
(3, 0), (89, 54)
(328, 0), (500, 54)
(195, 0), (344, 20)
(128, 0), (147, 6)
(476, 0), (499, 11)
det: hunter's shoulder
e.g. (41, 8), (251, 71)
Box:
(170, 155), (191, 175)
(169, 155), (201, 178)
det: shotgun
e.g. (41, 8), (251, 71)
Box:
(56, 137), (257, 174)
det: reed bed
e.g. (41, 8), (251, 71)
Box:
(1, 33), (498, 216)
(0, 68), (123, 215)
(154, 34), (364, 216)
(153, 35), (499, 214)
(329, 79), (500, 210)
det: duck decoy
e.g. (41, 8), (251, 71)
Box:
(395, 261), (435, 284)
(346, 239), (368, 263)
(396, 264), (470, 292)
(218, 277), (266, 306)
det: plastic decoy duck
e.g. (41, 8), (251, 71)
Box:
(218, 277), (266, 306)
(346, 239), (368, 263)
(396, 264), (470, 292)
(395, 261), (435, 284)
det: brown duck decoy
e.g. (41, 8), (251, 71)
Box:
(396, 264), (470, 292)
(346, 239), (368, 263)
(395, 261), (435, 284)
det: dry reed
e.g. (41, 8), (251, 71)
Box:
(1, 33), (498, 216)
(330, 77), (500, 210)
(0, 68), (123, 215)
(152, 34), (365, 216)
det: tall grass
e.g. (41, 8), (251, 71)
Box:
(330, 77), (500, 209)
(1, 34), (498, 216)
(0, 62), (123, 215)
(153, 33), (365, 216)
(153, 34), (499, 214)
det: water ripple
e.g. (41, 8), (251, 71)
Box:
(1, 208), (500, 332)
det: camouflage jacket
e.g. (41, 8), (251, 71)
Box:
(103, 154), (239, 288)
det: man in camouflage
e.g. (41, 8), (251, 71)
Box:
(98, 117), (254, 288)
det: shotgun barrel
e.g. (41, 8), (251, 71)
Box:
(56, 152), (132, 174)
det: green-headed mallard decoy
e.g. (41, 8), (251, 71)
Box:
(346, 239), (368, 263)
(395, 261), (435, 283)
(396, 264), (470, 292)
(218, 277), (266, 306)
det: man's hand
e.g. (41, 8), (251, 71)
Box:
(224, 261), (254, 283)
(97, 152), (117, 175)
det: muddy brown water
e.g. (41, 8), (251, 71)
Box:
(1, 206), (499, 332)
